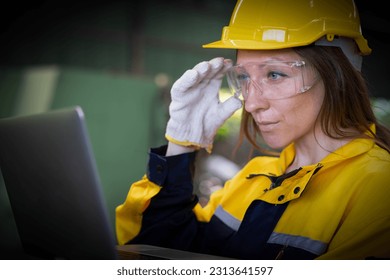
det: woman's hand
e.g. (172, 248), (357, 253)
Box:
(165, 57), (242, 153)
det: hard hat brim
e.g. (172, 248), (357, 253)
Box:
(202, 36), (371, 56)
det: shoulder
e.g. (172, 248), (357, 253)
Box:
(360, 144), (390, 176)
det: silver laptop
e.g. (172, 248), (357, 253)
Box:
(0, 106), (118, 260)
(0, 106), (234, 260)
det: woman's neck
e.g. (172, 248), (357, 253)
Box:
(286, 129), (352, 172)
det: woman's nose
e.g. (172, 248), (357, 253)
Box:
(244, 84), (270, 113)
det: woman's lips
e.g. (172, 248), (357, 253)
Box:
(257, 121), (279, 132)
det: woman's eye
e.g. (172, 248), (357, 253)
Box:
(268, 71), (287, 80)
(237, 73), (250, 82)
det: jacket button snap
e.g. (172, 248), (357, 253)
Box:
(294, 186), (300, 194)
(156, 165), (164, 173)
(278, 195), (285, 201)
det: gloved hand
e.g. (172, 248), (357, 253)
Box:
(165, 57), (243, 153)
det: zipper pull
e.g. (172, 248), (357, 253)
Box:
(275, 245), (288, 259)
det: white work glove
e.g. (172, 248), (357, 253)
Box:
(165, 57), (243, 153)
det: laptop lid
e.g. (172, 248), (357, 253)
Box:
(0, 106), (118, 260)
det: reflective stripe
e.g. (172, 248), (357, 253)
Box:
(214, 205), (241, 231)
(268, 232), (328, 255)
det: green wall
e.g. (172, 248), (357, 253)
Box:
(51, 67), (166, 227)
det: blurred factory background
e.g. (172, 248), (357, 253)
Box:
(0, 0), (389, 257)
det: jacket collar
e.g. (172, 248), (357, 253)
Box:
(279, 124), (376, 171)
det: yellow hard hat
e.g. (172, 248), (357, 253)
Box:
(203, 0), (371, 55)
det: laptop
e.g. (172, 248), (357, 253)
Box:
(0, 106), (233, 260)
(0, 106), (119, 260)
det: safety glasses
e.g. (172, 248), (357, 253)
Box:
(226, 60), (317, 100)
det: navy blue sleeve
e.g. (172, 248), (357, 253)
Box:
(147, 145), (196, 188)
(129, 145), (201, 250)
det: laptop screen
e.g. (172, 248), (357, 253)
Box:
(0, 106), (118, 260)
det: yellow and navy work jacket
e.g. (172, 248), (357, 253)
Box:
(116, 134), (390, 259)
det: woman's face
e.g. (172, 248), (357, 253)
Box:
(236, 49), (324, 149)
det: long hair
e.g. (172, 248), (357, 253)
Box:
(236, 45), (390, 156)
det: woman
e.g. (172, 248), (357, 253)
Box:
(116, 0), (390, 259)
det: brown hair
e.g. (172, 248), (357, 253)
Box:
(236, 45), (390, 156)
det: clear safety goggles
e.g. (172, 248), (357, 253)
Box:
(226, 60), (316, 100)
